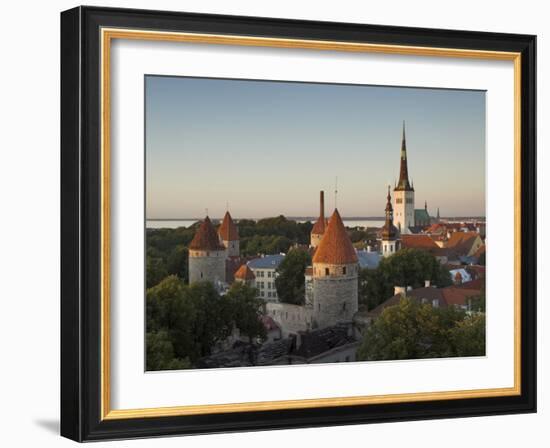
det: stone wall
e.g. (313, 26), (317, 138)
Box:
(265, 302), (313, 338)
(188, 249), (226, 284)
(222, 239), (240, 257)
(310, 233), (323, 248)
(312, 263), (358, 329)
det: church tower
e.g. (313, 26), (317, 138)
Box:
(188, 216), (227, 285)
(381, 186), (400, 257)
(310, 191), (328, 248)
(393, 121), (415, 234)
(312, 209), (359, 329)
(218, 211), (239, 257)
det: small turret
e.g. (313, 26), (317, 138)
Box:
(310, 191), (328, 248)
(218, 211), (239, 257)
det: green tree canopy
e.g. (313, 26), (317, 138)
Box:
(357, 297), (485, 361)
(359, 248), (452, 310)
(275, 248), (312, 305)
(225, 283), (266, 343)
(146, 276), (266, 370)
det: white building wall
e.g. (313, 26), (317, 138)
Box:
(394, 189), (415, 234)
(250, 267), (279, 301)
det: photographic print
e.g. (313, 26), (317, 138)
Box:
(145, 76), (487, 371)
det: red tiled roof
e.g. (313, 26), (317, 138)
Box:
(401, 234), (439, 250)
(234, 264), (255, 281)
(367, 286), (481, 317)
(447, 231), (478, 248)
(189, 216), (226, 251)
(311, 218), (329, 235)
(312, 209), (358, 265)
(218, 211), (239, 241)
(456, 278), (485, 291)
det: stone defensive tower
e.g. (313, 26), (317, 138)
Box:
(311, 208), (359, 329)
(218, 211), (239, 257)
(310, 191), (328, 248)
(393, 121), (415, 234)
(381, 186), (400, 257)
(188, 216), (227, 285)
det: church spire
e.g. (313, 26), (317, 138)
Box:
(396, 121), (413, 191)
(381, 185), (398, 240)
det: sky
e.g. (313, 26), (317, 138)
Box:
(145, 75), (486, 219)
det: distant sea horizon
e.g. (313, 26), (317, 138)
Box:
(146, 216), (485, 230)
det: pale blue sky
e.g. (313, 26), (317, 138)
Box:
(145, 75), (485, 219)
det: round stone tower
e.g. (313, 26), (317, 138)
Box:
(188, 216), (227, 285)
(218, 211), (239, 257)
(310, 190), (328, 248)
(312, 208), (359, 329)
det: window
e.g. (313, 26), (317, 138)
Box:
(267, 271), (272, 278)
(343, 302), (346, 311)
(345, 356), (350, 362)
(325, 267), (330, 276)
(318, 304), (321, 311)
(200, 272), (203, 278)
(343, 267), (347, 275)
(390, 245), (394, 252)
(396, 198), (403, 204)
(268, 292), (272, 298)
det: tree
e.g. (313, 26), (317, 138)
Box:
(449, 313), (486, 356)
(146, 256), (168, 289)
(225, 283), (266, 343)
(166, 245), (189, 282)
(357, 297), (485, 361)
(361, 249), (452, 310)
(275, 248), (311, 305)
(146, 331), (191, 371)
(146, 277), (267, 368)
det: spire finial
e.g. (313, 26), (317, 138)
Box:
(402, 120), (406, 141)
(425, 200), (427, 211)
(205, 208), (209, 217)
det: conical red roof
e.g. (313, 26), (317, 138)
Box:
(312, 209), (358, 265)
(234, 264), (255, 281)
(218, 211), (239, 241)
(189, 216), (225, 251)
(311, 218), (328, 235)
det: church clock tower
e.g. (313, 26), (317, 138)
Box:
(393, 122), (415, 234)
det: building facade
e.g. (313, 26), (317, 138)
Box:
(248, 254), (284, 301)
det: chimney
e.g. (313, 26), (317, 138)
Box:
(424, 280), (431, 287)
(406, 286), (413, 292)
(319, 190), (325, 220)
(394, 286), (406, 296)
